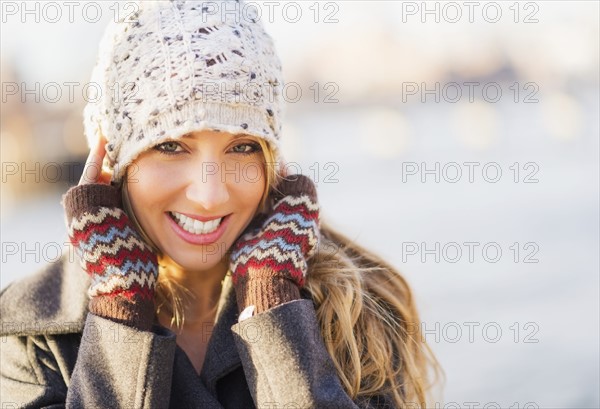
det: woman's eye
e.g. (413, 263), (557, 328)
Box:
(154, 141), (182, 155)
(231, 143), (261, 155)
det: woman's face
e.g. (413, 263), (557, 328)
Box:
(126, 130), (266, 273)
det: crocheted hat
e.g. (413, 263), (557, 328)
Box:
(84, 0), (284, 183)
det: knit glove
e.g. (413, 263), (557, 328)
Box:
(62, 183), (158, 331)
(229, 174), (320, 315)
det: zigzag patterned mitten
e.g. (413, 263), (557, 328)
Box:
(229, 174), (320, 315)
(63, 183), (158, 330)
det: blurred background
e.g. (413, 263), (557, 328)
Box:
(1, 1), (598, 407)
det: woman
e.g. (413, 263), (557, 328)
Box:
(0, 1), (441, 407)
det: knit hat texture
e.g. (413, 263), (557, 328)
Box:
(84, 0), (284, 183)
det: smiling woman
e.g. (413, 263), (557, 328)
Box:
(0, 1), (441, 408)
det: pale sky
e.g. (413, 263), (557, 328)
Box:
(2, 1), (597, 86)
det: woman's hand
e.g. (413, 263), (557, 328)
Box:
(229, 174), (320, 315)
(62, 135), (158, 330)
(79, 134), (112, 185)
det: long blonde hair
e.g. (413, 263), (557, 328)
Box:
(121, 138), (443, 407)
(306, 223), (443, 406)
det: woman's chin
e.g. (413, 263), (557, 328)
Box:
(161, 248), (230, 274)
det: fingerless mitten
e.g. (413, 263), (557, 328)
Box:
(63, 184), (158, 330)
(229, 175), (320, 314)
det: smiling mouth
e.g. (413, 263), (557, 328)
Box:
(168, 211), (225, 235)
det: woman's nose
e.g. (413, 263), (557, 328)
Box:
(185, 162), (230, 211)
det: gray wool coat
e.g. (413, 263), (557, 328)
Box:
(0, 255), (395, 408)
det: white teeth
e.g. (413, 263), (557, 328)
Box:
(170, 212), (222, 235)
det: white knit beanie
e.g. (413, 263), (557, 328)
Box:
(84, 0), (284, 183)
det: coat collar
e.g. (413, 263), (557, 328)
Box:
(0, 254), (243, 390)
(0, 254), (89, 336)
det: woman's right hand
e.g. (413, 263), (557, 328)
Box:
(62, 135), (159, 330)
(79, 134), (112, 185)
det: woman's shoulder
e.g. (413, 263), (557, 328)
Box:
(0, 255), (89, 337)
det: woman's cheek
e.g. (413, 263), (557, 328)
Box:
(136, 159), (180, 188)
(240, 160), (264, 187)
(238, 161), (265, 204)
(127, 159), (176, 219)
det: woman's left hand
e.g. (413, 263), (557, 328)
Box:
(229, 174), (320, 314)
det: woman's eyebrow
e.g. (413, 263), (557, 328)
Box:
(231, 133), (258, 141)
(178, 132), (253, 141)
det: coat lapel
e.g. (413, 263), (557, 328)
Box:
(0, 254), (89, 336)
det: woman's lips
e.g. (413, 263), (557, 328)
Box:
(166, 212), (231, 245)
(175, 211), (227, 222)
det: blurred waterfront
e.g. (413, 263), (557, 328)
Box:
(1, 1), (598, 407)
